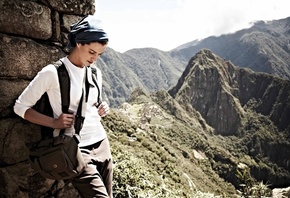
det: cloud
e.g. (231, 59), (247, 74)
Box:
(95, 0), (290, 52)
(175, 0), (289, 37)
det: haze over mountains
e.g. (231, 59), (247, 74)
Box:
(98, 16), (290, 107)
(170, 16), (290, 80)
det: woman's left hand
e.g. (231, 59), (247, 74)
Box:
(96, 101), (110, 117)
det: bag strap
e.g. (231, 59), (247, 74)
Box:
(54, 61), (70, 136)
(90, 67), (101, 107)
(73, 66), (101, 140)
(74, 68), (88, 136)
(55, 61), (70, 114)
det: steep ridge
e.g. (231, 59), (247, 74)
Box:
(171, 16), (290, 80)
(169, 49), (290, 135)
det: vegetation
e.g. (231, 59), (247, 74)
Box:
(236, 168), (271, 197)
(100, 88), (290, 197)
(103, 104), (236, 197)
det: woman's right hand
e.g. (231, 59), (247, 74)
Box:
(24, 109), (75, 129)
(55, 113), (75, 129)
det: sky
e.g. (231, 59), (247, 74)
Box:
(94, 0), (290, 53)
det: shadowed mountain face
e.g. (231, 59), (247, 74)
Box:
(171, 16), (290, 80)
(169, 49), (290, 135)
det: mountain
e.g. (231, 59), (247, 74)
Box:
(97, 47), (186, 107)
(171, 16), (290, 80)
(95, 47), (145, 106)
(168, 49), (290, 188)
(169, 49), (290, 135)
(107, 49), (290, 197)
(97, 16), (290, 108)
(123, 48), (185, 91)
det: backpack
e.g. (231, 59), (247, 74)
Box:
(32, 60), (100, 139)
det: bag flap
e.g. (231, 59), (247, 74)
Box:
(39, 149), (67, 172)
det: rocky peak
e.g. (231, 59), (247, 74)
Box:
(169, 49), (290, 135)
(169, 49), (244, 135)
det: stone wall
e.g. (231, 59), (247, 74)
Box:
(0, 0), (95, 197)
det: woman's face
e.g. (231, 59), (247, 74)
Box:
(76, 42), (107, 67)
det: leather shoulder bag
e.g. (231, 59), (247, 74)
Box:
(28, 62), (88, 180)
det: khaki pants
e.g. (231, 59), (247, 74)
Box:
(72, 138), (113, 198)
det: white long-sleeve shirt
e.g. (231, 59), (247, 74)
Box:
(14, 57), (107, 147)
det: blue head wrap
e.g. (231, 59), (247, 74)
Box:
(68, 15), (108, 48)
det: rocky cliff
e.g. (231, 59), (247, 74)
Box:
(169, 49), (290, 135)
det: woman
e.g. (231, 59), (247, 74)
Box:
(14, 15), (113, 198)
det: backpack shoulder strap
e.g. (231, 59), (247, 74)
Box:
(53, 60), (70, 114)
(90, 66), (101, 105)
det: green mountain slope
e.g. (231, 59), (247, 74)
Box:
(103, 93), (237, 197)
(97, 47), (186, 107)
